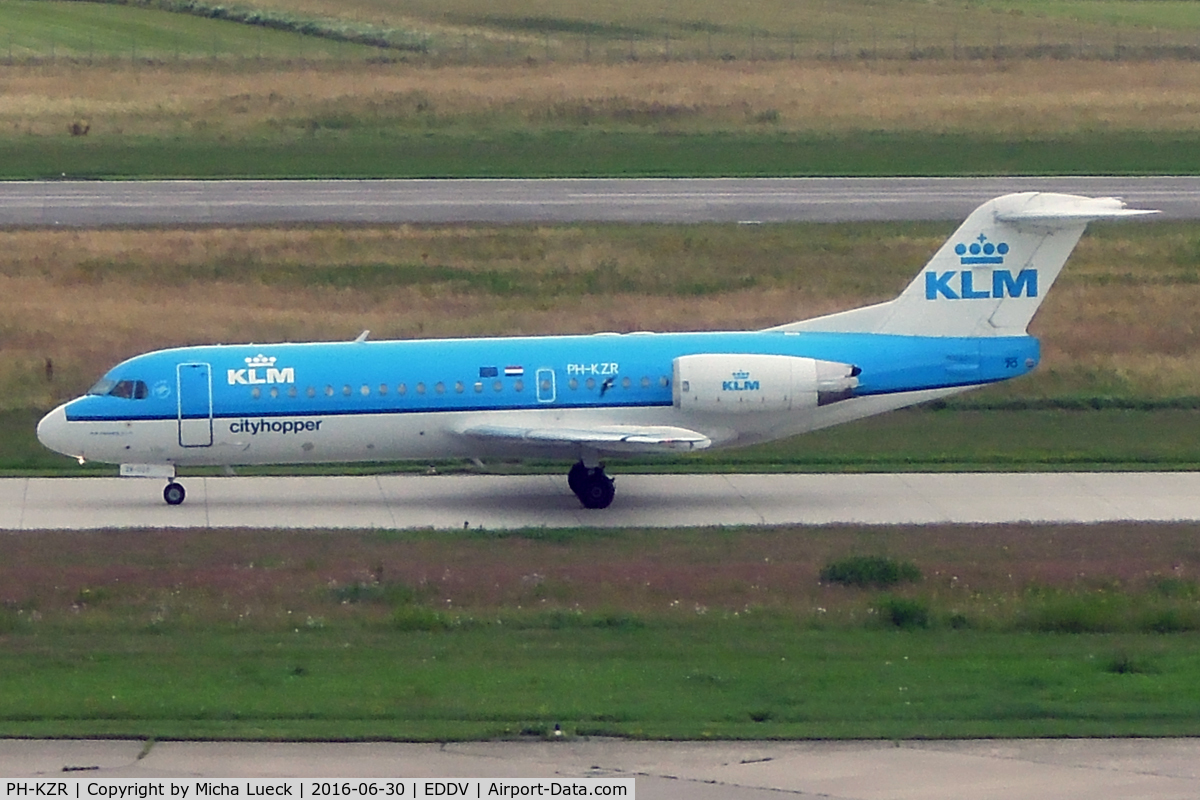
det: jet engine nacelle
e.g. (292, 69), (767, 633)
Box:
(673, 354), (859, 414)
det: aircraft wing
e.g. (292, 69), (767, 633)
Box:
(459, 424), (712, 454)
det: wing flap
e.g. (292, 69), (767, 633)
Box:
(459, 424), (712, 454)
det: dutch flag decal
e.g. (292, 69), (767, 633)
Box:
(504, 366), (524, 377)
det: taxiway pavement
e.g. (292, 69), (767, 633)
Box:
(0, 176), (1193, 227)
(3, 472), (1200, 530)
(5, 738), (1200, 799)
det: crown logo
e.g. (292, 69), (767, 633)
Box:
(955, 234), (1008, 265)
(246, 354), (277, 368)
(732, 370), (750, 380)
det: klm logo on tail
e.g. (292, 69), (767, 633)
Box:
(926, 234), (1037, 300)
(925, 269), (1038, 300)
(956, 234), (1009, 265)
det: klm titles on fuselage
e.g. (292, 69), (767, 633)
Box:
(227, 355), (294, 386)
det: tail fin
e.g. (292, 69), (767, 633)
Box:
(772, 193), (1157, 337)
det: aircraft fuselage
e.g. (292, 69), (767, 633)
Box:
(38, 330), (1037, 467)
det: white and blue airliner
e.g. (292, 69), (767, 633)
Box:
(37, 193), (1155, 508)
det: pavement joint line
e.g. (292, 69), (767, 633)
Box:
(722, 474), (766, 526)
(17, 477), (28, 531)
(896, 473), (946, 523)
(375, 474), (399, 529)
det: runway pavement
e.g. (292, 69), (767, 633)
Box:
(0, 176), (1192, 227)
(4, 471), (1200, 530)
(4, 738), (1200, 799)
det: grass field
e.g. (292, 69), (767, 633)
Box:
(5, 1), (1200, 179)
(0, 0), (391, 61)
(29, 0), (1197, 63)
(4, 53), (1200, 178)
(2, 523), (1199, 740)
(9, 59), (1200, 137)
(7, 131), (1200, 180)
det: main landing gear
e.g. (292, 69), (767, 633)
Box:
(568, 460), (615, 509)
(163, 480), (186, 506)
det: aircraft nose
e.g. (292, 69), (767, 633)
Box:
(37, 404), (78, 458)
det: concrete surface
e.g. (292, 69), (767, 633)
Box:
(3, 738), (1200, 799)
(3, 472), (1200, 530)
(0, 177), (1189, 228)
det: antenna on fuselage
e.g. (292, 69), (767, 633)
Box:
(354, 330), (370, 343)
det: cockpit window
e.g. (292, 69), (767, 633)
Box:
(87, 379), (117, 396)
(90, 379), (148, 399)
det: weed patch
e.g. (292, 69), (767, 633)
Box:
(821, 556), (922, 589)
(1105, 650), (1160, 675)
(875, 596), (931, 630)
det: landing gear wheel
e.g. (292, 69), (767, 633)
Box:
(569, 462), (615, 509)
(567, 461), (588, 495)
(163, 482), (186, 506)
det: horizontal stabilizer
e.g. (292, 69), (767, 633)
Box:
(994, 195), (1160, 226)
(460, 424), (712, 454)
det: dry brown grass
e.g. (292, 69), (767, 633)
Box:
(1, 522), (1196, 624)
(2, 221), (1197, 410)
(3, 59), (1200, 138)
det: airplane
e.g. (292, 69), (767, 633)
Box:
(37, 192), (1157, 509)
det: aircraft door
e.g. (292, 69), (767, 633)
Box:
(536, 368), (556, 403)
(177, 362), (214, 447)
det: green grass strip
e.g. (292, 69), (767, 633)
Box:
(0, 0), (391, 59)
(5, 131), (1200, 179)
(2, 627), (1200, 740)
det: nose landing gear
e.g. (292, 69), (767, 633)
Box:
(568, 460), (615, 509)
(163, 481), (186, 506)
